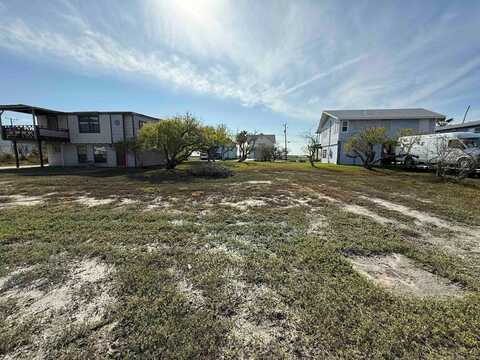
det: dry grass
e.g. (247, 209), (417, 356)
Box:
(1, 161), (480, 358)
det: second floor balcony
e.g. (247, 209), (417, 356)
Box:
(1, 125), (69, 142)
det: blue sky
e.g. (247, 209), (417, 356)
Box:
(0, 0), (479, 154)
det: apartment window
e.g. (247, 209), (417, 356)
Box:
(77, 145), (88, 163)
(94, 146), (108, 163)
(341, 120), (348, 132)
(78, 115), (100, 133)
(475, 127), (480, 133)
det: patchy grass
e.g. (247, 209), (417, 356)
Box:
(1, 162), (480, 358)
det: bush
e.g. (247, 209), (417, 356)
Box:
(187, 163), (233, 178)
(255, 145), (275, 162)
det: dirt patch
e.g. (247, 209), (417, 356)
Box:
(144, 196), (173, 211)
(221, 280), (300, 358)
(0, 194), (44, 209)
(360, 196), (480, 257)
(244, 180), (272, 185)
(117, 198), (139, 207)
(361, 196), (450, 228)
(0, 258), (116, 358)
(349, 253), (464, 298)
(206, 243), (244, 261)
(176, 278), (206, 309)
(303, 187), (403, 227)
(343, 204), (400, 226)
(308, 214), (328, 234)
(74, 195), (115, 207)
(220, 199), (267, 210)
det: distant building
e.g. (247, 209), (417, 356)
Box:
(246, 134), (276, 160)
(435, 120), (480, 134)
(200, 143), (237, 160)
(316, 108), (445, 165)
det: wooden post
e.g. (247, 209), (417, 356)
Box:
(35, 126), (44, 168)
(13, 140), (19, 168)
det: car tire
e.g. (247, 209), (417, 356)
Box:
(404, 156), (415, 169)
(457, 156), (474, 171)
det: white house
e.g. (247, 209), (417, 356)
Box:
(316, 108), (446, 165)
(247, 134), (276, 160)
(0, 104), (164, 168)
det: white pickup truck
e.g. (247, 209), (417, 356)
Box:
(396, 132), (480, 170)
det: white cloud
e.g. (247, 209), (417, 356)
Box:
(0, 0), (479, 125)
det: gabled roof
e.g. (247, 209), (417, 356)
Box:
(317, 108), (446, 132)
(435, 120), (480, 132)
(247, 134), (276, 143)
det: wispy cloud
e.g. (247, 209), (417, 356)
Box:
(0, 0), (479, 124)
(281, 54), (369, 96)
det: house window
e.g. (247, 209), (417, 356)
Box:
(77, 145), (88, 163)
(78, 115), (100, 133)
(139, 120), (147, 129)
(94, 146), (108, 163)
(341, 120), (348, 132)
(322, 149), (327, 158)
(53, 145), (61, 153)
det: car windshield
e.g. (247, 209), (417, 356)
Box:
(461, 138), (480, 148)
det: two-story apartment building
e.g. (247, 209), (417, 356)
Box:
(0, 104), (164, 168)
(316, 108), (446, 165)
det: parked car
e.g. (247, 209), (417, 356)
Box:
(396, 132), (480, 169)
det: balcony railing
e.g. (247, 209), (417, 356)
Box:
(1, 125), (69, 142)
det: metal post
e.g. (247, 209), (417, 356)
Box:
(32, 108), (44, 168)
(38, 137), (44, 168)
(13, 140), (19, 168)
(0, 111), (3, 140)
(283, 123), (288, 160)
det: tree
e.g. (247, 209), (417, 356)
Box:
(304, 133), (321, 167)
(344, 127), (387, 169)
(236, 131), (257, 162)
(255, 144), (275, 162)
(137, 113), (202, 169)
(199, 124), (231, 162)
(272, 146), (285, 161)
(394, 128), (422, 168)
(432, 135), (477, 181)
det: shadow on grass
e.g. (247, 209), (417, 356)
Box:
(0, 163), (234, 184)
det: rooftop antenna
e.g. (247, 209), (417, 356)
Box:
(462, 105), (471, 124)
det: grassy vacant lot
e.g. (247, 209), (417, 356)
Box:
(1, 161), (479, 359)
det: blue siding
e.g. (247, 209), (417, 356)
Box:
(320, 118), (436, 165)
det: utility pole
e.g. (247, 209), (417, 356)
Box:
(283, 122), (288, 160)
(462, 105), (471, 124)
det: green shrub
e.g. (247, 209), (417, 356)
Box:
(187, 163), (233, 178)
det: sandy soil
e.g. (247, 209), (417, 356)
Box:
(349, 253), (464, 298)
